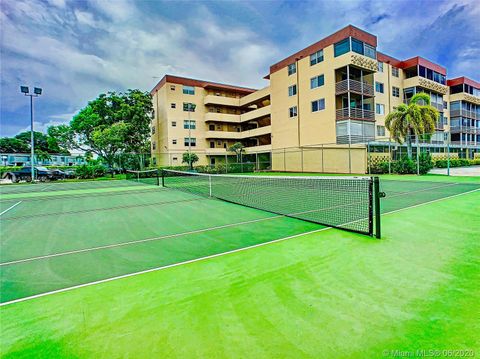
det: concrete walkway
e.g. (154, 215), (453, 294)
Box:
(429, 166), (480, 177)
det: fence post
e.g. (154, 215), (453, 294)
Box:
(283, 148), (286, 172)
(367, 141), (371, 175)
(225, 153), (228, 173)
(301, 147), (304, 173)
(447, 142), (450, 176)
(374, 176), (381, 239)
(348, 141), (352, 174)
(321, 144), (324, 173)
(416, 139), (420, 175)
(388, 141), (392, 174)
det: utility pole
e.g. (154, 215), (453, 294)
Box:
(20, 86), (42, 182)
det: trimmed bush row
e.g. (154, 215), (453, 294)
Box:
(370, 155), (480, 174)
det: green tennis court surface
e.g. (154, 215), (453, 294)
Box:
(1, 175), (479, 357)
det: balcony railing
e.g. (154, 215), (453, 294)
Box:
(431, 102), (444, 111)
(335, 79), (374, 97)
(450, 126), (479, 134)
(450, 109), (478, 120)
(336, 107), (375, 121)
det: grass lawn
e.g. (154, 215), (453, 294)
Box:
(1, 180), (478, 357)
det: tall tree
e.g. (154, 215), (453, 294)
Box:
(0, 138), (30, 153)
(50, 90), (153, 167)
(385, 92), (439, 159)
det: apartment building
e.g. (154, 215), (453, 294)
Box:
(150, 25), (479, 170)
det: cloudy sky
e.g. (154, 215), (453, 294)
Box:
(1, 0), (479, 137)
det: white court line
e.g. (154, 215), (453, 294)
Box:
(1, 186), (479, 307)
(0, 227), (331, 307)
(0, 201), (22, 217)
(0, 215), (284, 266)
(39, 185), (52, 192)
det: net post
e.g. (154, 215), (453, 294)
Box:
(161, 170), (165, 187)
(373, 176), (381, 239)
(208, 175), (212, 197)
(156, 169), (160, 186)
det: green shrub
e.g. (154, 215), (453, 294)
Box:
(75, 164), (106, 179)
(418, 153), (433, 175)
(392, 156), (416, 174)
(369, 161), (390, 174)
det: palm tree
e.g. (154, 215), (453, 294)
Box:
(385, 92), (439, 159)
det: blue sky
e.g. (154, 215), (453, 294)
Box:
(1, 0), (479, 137)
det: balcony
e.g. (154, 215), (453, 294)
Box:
(204, 94), (240, 107)
(450, 109), (478, 120)
(450, 126), (479, 134)
(403, 76), (448, 95)
(431, 102), (444, 111)
(336, 107), (375, 121)
(335, 79), (374, 97)
(205, 131), (241, 140)
(241, 125), (271, 138)
(449, 92), (480, 105)
(204, 112), (240, 123)
(240, 105), (271, 122)
(244, 144), (272, 153)
(205, 126), (272, 140)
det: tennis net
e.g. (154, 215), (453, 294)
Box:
(126, 169), (160, 186)
(162, 170), (381, 237)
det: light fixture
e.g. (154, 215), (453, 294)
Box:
(20, 86), (29, 94)
(34, 87), (42, 95)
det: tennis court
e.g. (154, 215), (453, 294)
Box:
(0, 176), (480, 356)
(1, 172), (479, 305)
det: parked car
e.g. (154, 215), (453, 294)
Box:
(2, 166), (54, 183)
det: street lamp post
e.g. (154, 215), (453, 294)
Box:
(20, 86), (42, 182)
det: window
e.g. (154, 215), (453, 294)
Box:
(184, 120), (196, 129)
(377, 125), (386, 136)
(310, 74), (325, 89)
(172, 139), (177, 145)
(311, 99), (325, 112)
(217, 140), (222, 145)
(209, 124), (215, 131)
(172, 121), (177, 127)
(171, 103), (176, 109)
(289, 106), (297, 118)
(182, 85), (195, 95)
(152, 157), (156, 165)
(172, 157), (178, 161)
(351, 38), (364, 55)
(392, 86), (400, 97)
(287, 63), (296, 76)
(310, 50), (324, 66)
(364, 44), (376, 59)
(170, 85), (176, 91)
(151, 126), (155, 134)
(184, 138), (196, 147)
(152, 142), (156, 150)
(288, 84), (297, 97)
(443, 101), (448, 109)
(392, 67), (399, 77)
(377, 62), (384, 72)
(376, 103), (385, 115)
(334, 38), (350, 57)
(210, 141), (215, 148)
(183, 103), (196, 112)
(375, 82), (384, 93)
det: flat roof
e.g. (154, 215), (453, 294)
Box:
(268, 25), (377, 76)
(447, 76), (480, 89)
(150, 75), (257, 95)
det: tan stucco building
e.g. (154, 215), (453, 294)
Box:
(150, 25), (480, 172)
